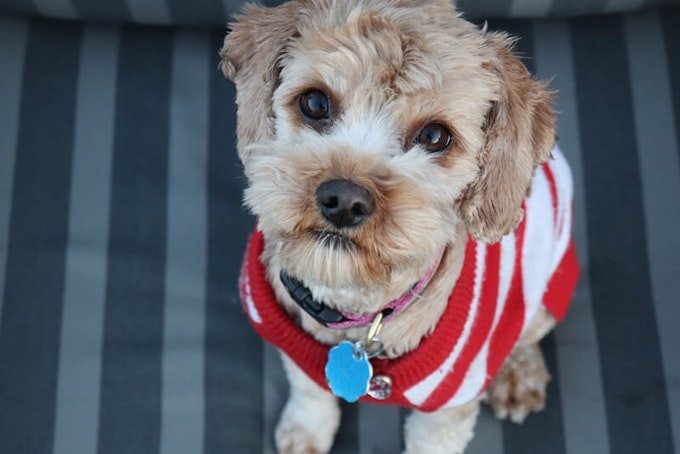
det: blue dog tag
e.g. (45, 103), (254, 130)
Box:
(325, 341), (372, 402)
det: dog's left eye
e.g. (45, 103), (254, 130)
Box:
(299, 90), (330, 121)
(416, 123), (453, 153)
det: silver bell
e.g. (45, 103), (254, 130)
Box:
(367, 375), (392, 400)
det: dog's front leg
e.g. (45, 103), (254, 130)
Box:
(275, 352), (341, 454)
(403, 398), (481, 454)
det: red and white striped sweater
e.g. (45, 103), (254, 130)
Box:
(239, 146), (579, 412)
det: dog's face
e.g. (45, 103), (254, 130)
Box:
(222, 0), (554, 303)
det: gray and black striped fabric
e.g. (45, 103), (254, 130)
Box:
(1, 4), (680, 454)
(1, 0), (680, 24)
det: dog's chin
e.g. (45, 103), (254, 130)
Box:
(276, 229), (391, 290)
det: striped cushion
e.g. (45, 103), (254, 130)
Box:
(1, 0), (680, 24)
(0, 5), (679, 454)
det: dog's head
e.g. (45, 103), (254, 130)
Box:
(221, 0), (554, 294)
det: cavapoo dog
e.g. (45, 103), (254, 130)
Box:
(221, 0), (579, 452)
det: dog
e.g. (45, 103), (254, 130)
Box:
(221, 1), (579, 452)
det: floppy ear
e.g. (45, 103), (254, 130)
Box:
(220, 2), (303, 152)
(459, 32), (555, 244)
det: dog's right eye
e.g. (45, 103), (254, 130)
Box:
(299, 90), (330, 121)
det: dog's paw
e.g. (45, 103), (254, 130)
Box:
(403, 400), (480, 454)
(275, 423), (330, 454)
(275, 395), (340, 454)
(487, 343), (550, 424)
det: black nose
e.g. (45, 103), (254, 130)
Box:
(316, 179), (375, 228)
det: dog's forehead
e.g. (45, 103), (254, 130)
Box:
(287, 5), (489, 91)
(277, 4), (497, 134)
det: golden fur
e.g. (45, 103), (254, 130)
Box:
(221, 1), (557, 452)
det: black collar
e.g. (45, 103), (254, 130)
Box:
(279, 270), (347, 327)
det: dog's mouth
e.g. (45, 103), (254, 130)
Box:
(310, 229), (355, 251)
